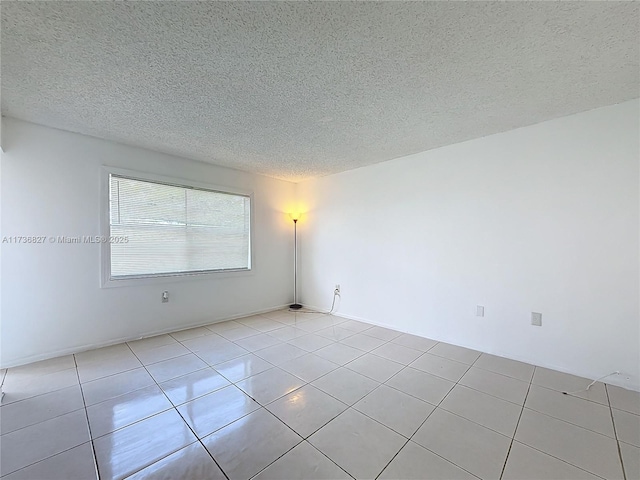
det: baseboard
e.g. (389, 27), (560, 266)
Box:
(0, 304), (291, 369)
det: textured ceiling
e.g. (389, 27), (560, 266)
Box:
(2, 2), (639, 182)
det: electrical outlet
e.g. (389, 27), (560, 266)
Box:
(531, 312), (542, 326)
(162, 291), (169, 303)
(476, 305), (484, 317)
(335, 284), (340, 294)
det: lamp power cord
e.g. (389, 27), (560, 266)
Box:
(288, 288), (341, 315)
(562, 371), (620, 396)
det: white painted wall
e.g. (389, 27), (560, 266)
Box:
(297, 100), (640, 391)
(0, 118), (296, 367)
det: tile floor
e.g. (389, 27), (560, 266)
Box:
(1, 309), (638, 480)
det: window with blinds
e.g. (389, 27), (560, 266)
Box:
(108, 174), (251, 279)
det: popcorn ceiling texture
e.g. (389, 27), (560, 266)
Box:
(1, 2), (638, 182)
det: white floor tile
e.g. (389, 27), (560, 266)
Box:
(195, 341), (249, 366)
(525, 384), (615, 437)
(3, 442), (98, 480)
(133, 343), (191, 365)
(370, 342), (423, 365)
(287, 333), (334, 352)
(234, 314), (272, 325)
(253, 343), (307, 366)
(1, 409), (91, 476)
(234, 332), (282, 352)
(177, 384), (259, 438)
(81, 367), (155, 407)
(474, 353), (535, 382)
(413, 408), (511, 480)
(159, 368), (230, 406)
(169, 326), (214, 342)
(4, 355), (76, 380)
(308, 408), (405, 479)
(339, 332), (386, 352)
(77, 356), (142, 384)
(0, 384), (84, 435)
(219, 325), (261, 341)
(612, 408), (640, 447)
(260, 310), (296, 321)
(379, 440), (476, 480)
(127, 335), (177, 353)
(440, 384), (522, 437)
(353, 384), (434, 437)
(410, 353), (470, 382)
(296, 319), (332, 333)
(75, 344), (134, 365)
(267, 326), (308, 342)
(278, 353), (339, 383)
(608, 384), (640, 415)
(429, 342), (481, 365)
(253, 441), (351, 480)
(266, 385), (348, 438)
(87, 384), (172, 438)
(145, 353), (208, 383)
(515, 408), (624, 479)
(1, 368), (80, 404)
(214, 353), (274, 382)
(126, 442), (225, 480)
(391, 333), (438, 351)
(502, 441), (601, 480)
(338, 319), (373, 333)
(385, 366), (454, 405)
(620, 441), (640, 480)
(236, 367), (304, 405)
(236, 317), (284, 332)
(314, 342), (365, 365)
(202, 408), (302, 480)
(205, 320), (244, 333)
(312, 367), (379, 405)
(180, 333), (229, 353)
(315, 325), (357, 342)
(93, 409), (195, 480)
(459, 366), (529, 405)
(364, 325), (402, 341)
(344, 353), (404, 383)
(532, 367), (608, 405)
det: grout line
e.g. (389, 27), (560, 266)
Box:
(499, 366), (532, 480)
(606, 384), (628, 480)
(74, 354), (102, 480)
(505, 440), (610, 480)
(123, 342), (232, 480)
(374, 353), (482, 479)
(0, 363), (100, 478)
(245, 409), (355, 480)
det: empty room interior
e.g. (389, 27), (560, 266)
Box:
(1, 2), (639, 480)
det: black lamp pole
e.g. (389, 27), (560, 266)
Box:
(290, 218), (302, 309)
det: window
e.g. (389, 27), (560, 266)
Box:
(104, 171), (251, 283)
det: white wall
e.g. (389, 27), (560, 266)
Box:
(297, 100), (640, 391)
(1, 118), (296, 367)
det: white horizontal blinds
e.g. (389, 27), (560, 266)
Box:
(109, 175), (250, 277)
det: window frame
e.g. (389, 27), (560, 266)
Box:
(100, 166), (254, 288)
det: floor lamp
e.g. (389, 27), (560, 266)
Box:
(290, 213), (302, 310)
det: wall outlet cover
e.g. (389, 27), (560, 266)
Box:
(531, 312), (542, 326)
(476, 305), (484, 317)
